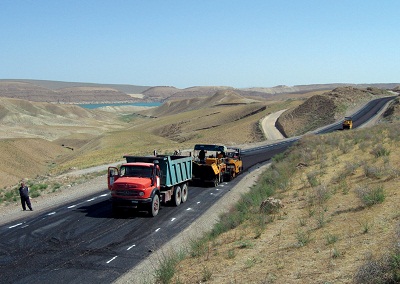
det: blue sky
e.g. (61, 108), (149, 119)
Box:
(1, 0), (399, 88)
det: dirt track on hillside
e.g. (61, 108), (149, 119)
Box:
(261, 109), (286, 140)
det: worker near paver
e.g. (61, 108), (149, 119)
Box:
(198, 149), (206, 163)
(18, 180), (33, 211)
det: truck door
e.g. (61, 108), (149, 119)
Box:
(107, 167), (119, 190)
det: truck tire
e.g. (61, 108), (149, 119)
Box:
(149, 194), (160, 217)
(173, 185), (182, 206)
(181, 183), (188, 203)
(111, 203), (120, 216)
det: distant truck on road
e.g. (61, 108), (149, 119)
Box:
(342, 116), (353, 130)
(107, 155), (192, 217)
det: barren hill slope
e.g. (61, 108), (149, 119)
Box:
(144, 89), (260, 117)
(0, 81), (142, 103)
(0, 97), (128, 187)
(0, 97), (123, 139)
(0, 138), (68, 187)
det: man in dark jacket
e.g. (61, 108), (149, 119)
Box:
(18, 180), (33, 211)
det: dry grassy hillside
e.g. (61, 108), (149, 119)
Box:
(0, 97), (124, 140)
(167, 121), (400, 284)
(0, 97), (129, 187)
(132, 90), (297, 146)
(145, 90), (260, 117)
(276, 86), (393, 137)
(0, 81), (59, 101)
(0, 138), (68, 187)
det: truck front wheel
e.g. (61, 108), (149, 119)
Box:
(111, 203), (120, 216)
(149, 194), (160, 217)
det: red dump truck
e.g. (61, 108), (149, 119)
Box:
(107, 155), (192, 217)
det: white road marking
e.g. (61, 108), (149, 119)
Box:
(47, 212), (56, 216)
(127, 244), (136, 250)
(106, 256), (118, 264)
(171, 218), (176, 222)
(197, 201), (201, 204)
(67, 205), (76, 209)
(186, 208), (192, 211)
(9, 223), (23, 229)
(155, 228), (161, 232)
(86, 198), (95, 202)
(99, 194), (108, 197)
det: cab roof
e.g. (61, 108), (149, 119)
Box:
(122, 162), (154, 167)
(194, 144), (227, 152)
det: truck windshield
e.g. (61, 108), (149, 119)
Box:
(120, 166), (153, 178)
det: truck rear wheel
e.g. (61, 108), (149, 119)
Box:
(149, 194), (160, 217)
(173, 185), (182, 206)
(181, 183), (188, 203)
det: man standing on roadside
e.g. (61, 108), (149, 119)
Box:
(18, 180), (33, 211)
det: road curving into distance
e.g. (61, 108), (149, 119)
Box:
(0, 95), (396, 283)
(242, 95), (397, 169)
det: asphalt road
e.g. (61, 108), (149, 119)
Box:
(0, 176), (246, 284)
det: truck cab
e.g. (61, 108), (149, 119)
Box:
(108, 162), (161, 215)
(342, 116), (353, 129)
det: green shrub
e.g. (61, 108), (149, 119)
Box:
(296, 229), (311, 247)
(371, 144), (391, 158)
(356, 185), (385, 207)
(325, 233), (339, 245)
(189, 237), (209, 258)
(354, 247), (400, 284)
(154, 250), (186, 284)
(306, 171), (320, 187)
(363, 164), (384, 179)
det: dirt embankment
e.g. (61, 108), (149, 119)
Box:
(382, 97), (400, 122)
(275, 86), (393, 137)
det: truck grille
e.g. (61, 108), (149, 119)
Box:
(115, 190), (140, 196)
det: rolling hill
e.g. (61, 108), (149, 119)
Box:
(2, 79), (399, 104)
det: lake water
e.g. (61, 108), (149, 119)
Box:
(78, 102), (162, 109)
